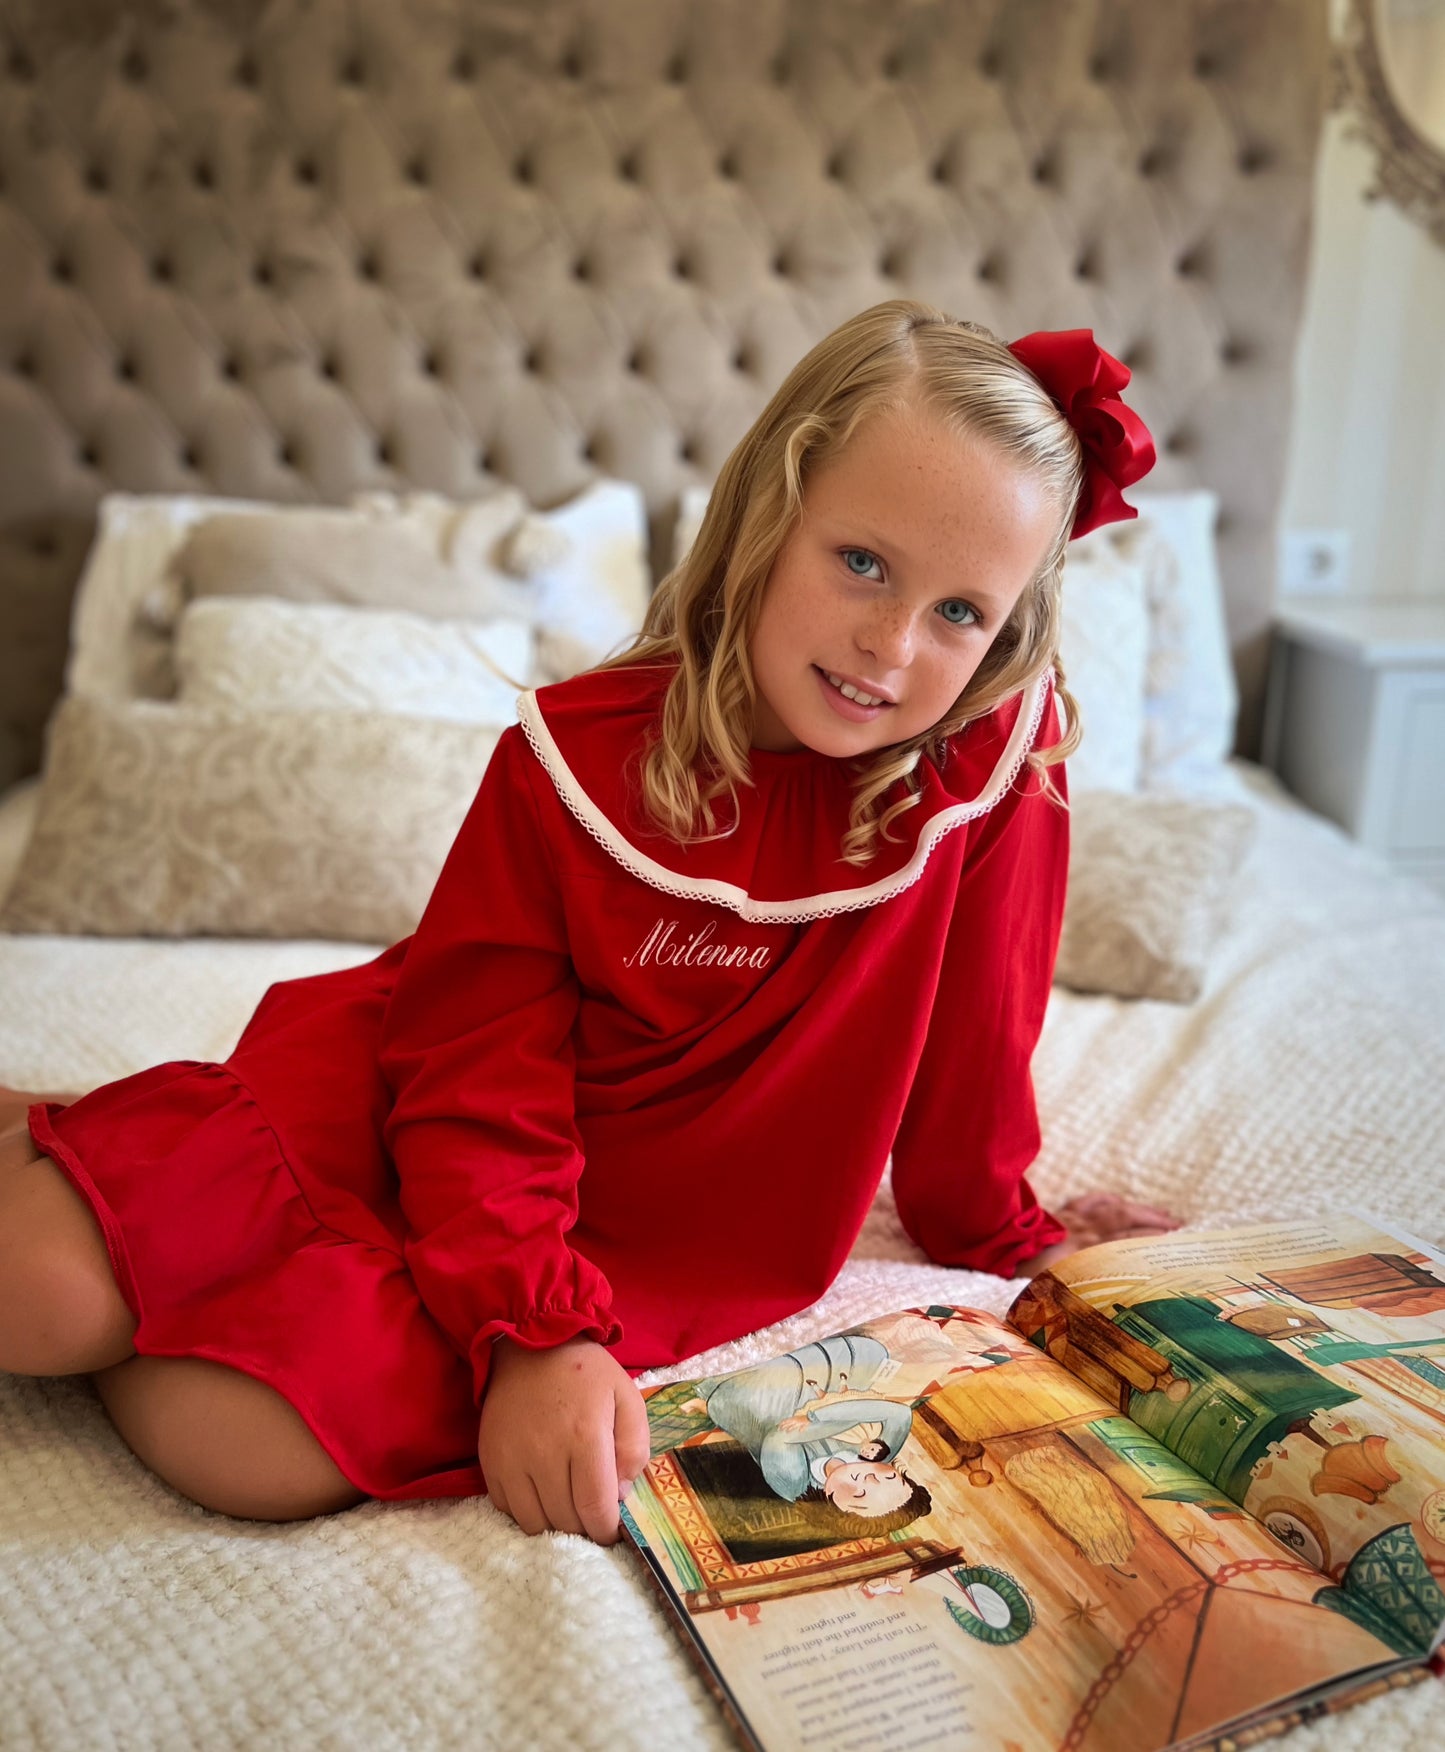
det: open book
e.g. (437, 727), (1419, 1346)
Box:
(620, 1210), (1445, 1752)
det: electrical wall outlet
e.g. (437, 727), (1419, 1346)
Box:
(1280, 528), (1352, 595)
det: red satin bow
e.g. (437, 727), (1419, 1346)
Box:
(1005, 329), (1157, 539)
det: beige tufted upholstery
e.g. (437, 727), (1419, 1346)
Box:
(0, 0), (1331, 784)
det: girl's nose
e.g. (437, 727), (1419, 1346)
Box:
(857, 605), (915, 669)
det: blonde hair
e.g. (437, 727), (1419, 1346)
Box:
(590, 297), (1085, 866)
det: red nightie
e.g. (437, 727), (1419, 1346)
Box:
(30, 659), (1069, 1502)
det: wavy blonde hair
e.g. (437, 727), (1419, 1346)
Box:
(589, 297), (1085, 865)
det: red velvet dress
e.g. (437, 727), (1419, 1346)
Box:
(30, 659), (1069, 1502)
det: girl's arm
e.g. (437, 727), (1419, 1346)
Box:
(888, 686), (1071, 1280)
(377, 726), (620, 1413)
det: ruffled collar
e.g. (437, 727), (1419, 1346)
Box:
(515, 660), (1055, 923)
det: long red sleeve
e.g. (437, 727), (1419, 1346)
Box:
(889, 696), (1071, 1279)
(377, 726), (621, 1411)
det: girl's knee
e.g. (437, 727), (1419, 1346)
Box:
(91, 1354), (368, 1521)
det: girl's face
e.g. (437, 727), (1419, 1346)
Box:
(748, 402), (1060, 755)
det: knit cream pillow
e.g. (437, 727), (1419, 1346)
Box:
(0, 698), (501, 942)
(1055, 791), (1257, 1002)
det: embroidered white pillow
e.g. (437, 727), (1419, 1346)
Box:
(175, 597), (533, 725)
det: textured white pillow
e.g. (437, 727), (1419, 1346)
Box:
(175, 598), (533, 725)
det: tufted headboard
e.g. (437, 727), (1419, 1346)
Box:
(0, 0), (1332, 783)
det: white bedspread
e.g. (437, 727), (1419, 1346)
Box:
(2, 763), (1442, 1751)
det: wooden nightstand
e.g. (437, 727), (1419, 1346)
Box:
(1261, 598), (1445, 899)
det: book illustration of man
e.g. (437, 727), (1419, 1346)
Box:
(680, 1334), (932, 1523)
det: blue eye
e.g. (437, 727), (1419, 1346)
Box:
(841, 547), (882, 580)
(938, 599), (981, 627)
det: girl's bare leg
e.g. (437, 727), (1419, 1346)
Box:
(0, 1087), (366, 1520)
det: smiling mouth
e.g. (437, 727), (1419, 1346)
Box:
(814, 666), (895, 709)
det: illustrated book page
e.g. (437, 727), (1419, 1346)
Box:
(621, 1291), (1433, 1752)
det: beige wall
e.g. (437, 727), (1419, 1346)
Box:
(1280, 19), (1445, 599)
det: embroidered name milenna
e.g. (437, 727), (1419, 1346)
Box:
(623, 917), (773, 970)
(30, 656), (1070, 1506)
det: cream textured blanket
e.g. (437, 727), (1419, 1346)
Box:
(1, 765), (1442, 1751)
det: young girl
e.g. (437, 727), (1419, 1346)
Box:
(0, 298), (1179, 1546)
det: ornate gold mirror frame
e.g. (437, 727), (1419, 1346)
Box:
(1335, 0), (1445, 246)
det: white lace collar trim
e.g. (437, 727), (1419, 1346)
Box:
(514, 670), (1055, 924)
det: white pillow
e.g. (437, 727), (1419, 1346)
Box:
(354, 479), (654, 686)
(175, 597), (534, 725)
(65, 492), (277, 702)
(1078, 489), (1238, 796)
(1056, 530), (1152, 793)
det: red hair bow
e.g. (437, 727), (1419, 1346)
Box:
(1005, 329), (1157, 539)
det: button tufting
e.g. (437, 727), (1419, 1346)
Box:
(1088, 56), (1110, 81)
(221, 354), (241, 380)
(1194, 53), (1216, 78)
(376, 436), (394, 466)
(358, 251), (380, 281)
(320, 354), (340, 380)
(116, 354), (137, 381)
(477, 447), (494, 471)
(976, 254), (1001, 282)
(296, 158), (318, 186)
(1138, 147), (1166, 177)
(1221, 337), (1251, 364)
(85, 163), (108, 193)
(879, 251), (900, 278)
(467, 250), (486, 280)
(1176, 248), (1203, 277)
(181, 441), (201, 470)
(235, 55), (259, 88)
(561, 47), (584, 79)
(513, 154), (534, 184)
(279, 438), (299, 467)
(451, 50), (476, 81)
(193, 159), (214, 190)
(52, 255), (73, 284)
(679, 437), (696, 462)
(8, 49), (34, 81)
(770, 53), (789, 83)
(825, 150), (845, 180)
(32, 532), (57, 556)
(1031, 154), (1053, 185)
(731, 346), (749, 372)
(1164, 430), (1190, 454)
(674, 252), (691, 279)
(930, 156), (950, 183)
(253, 257), (273, 287)
(1074, 251), (1094, 280)
(625, 347), (645, 373)
(979, 49), (1002, 78)
(666, 54), (687, 83)
(770, 250), (787, 275)
(582, 434), (601, 461)
(14, 350), (35, 377)
(421, 348), (441, 376)
(151, 254), (172, 283)
(523, 345), (541, 372)
(1238, 145), (1271, 174)
(406, 157), (428, 187)
(121, 47), (148, 82)
(718, 151), (739, 180)
(341, 55), (365, 86)
(619, 151), (640, 182)
(78, 442), (99, 469)
(572, 256), (591, 281)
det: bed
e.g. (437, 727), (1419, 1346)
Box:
(1, 3), (1442, 1748)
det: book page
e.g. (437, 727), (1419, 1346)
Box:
(1007, 1210), (1445, 1659)
(623, 1305), (1408, 1752)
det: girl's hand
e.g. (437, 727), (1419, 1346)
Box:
(778, 1414), (812, 1433)
(478, 1334), (652, 1546)
(1022, 1191), (1182, 1277)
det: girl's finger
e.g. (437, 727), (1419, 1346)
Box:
(503, 1471), (550, 1538)
(613, 1379), (653, 1486)
(568, 1431), (622, 1546)
(534, 1459), (586, 1539)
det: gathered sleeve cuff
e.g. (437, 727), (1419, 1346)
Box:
(890, 685), (1071, 1280)
(378, 726), (621, 1411)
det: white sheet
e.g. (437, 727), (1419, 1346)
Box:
(2, 762), (1443, 1751)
